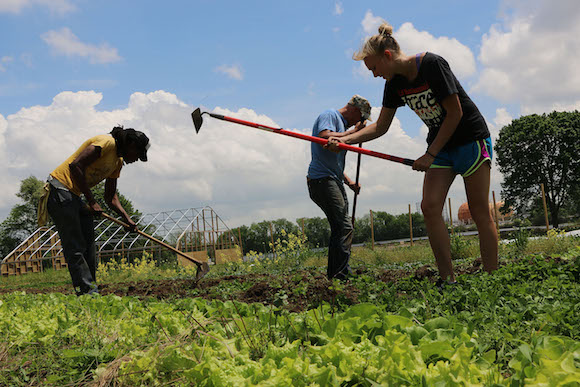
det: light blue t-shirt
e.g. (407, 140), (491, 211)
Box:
(307, 109), (348, 181)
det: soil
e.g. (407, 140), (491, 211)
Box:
(0, 259), (493, 312)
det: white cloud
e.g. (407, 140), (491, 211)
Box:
(214, 64), (243, 80)
(0, 113), (6, 152)
(474, 0), (580, 114)
(358, 12), (476, 79)
(395, 23), (476, 79)
(41, 27), (122, 64)
(487, 107), (513, 143)
(474, 25), (481, 32)
(352, 61), (372, 80)
(0, 91), (435, 227)
(333, 1), (343, 16)
(361, 10), (383, 35)
(0, 0), (75, 14)
(481, 108), (513, 199)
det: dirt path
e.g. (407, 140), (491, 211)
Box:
(0, 260), (488, 312)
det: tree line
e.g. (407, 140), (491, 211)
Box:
(233, 211), (427, 254)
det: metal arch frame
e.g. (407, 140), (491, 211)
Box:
(110, 212), (148, 250)
(1, 226), (57, 264)
(2, 206), (238, 274)
(98, 212), (149, 252)
(126, 210), (165, 249)
(210, 208), (240, 246)
(25, 227), (61, 260)
(174, 208), (204, 249)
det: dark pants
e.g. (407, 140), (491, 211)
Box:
(47, 187), (98, 295)
(307, 177), (353, 280)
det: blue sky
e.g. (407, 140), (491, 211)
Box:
(1, 0), (503, 130)
(1, 0), (579, 228)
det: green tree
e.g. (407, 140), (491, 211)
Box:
(244, 221), (271, 253)
(92, 181), (141, 218)
(353, 215), (371, 244)
(495, 111), (580, 228)
(271, 218), (299, 240)
(298, 217), (331, 248)
(0, 176), (45, 257)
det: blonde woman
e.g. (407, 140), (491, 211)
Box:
(330, 22), (498, 286)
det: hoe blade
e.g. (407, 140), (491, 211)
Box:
(191, 108), (203, 133)
(195, 262), (211, 281)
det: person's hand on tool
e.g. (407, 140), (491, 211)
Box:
(348, 181), (361, 194)
(354, 120), (367, 132)
(87, 200), (104, 215)
(344, 177), (361, 194)
(412, 152), (435, 172)
(123, 217), (138, 233)
(325, 137), (344, 153)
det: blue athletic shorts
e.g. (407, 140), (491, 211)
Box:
(430, 137), (492, 177)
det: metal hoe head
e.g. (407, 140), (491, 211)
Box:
(196, 261), (211, 281)
(191, 107), (204, 133)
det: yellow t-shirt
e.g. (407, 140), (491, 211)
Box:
(50, 134), (123, 196)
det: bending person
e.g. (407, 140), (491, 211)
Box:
(40, 126), (150, 295)
(307, 95), (371, 280)
(330, 22), (498, 286)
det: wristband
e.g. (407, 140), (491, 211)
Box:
(426, 150), (436, 158)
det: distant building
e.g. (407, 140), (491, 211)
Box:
(457, 201), (514, 225)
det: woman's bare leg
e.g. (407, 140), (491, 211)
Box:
(421, 168), (457, 281)
(464, 163), (498, 273)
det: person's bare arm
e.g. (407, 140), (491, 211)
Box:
(69, 145), (102, 213)
(413, 94), (462, 171)
(327, 107), (396, 152)
(104, 178), (138, 232)
(343, 172), (361, 194)
(317, 120), (367, 139)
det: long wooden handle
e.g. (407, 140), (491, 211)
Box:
(352, 143), (363, 227)
(101, 213), (204, 267)
(208, 113), (415, 166)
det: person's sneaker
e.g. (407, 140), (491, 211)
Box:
(333, 266), (354, 282)
(86, 287), (100, 296)
(435, 278), (457, 291)
(77, 284), (99, 296)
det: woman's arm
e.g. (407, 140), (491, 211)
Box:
(317, 120), (367, 139)
(413, 94), (463, 171)
(426, 94), (462, 156)
(336, 107), (396, 145)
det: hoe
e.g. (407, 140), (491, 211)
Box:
(191, 108), (414, 166)
(102, 213), (210, 280)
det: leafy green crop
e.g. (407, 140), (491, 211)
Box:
(1, 246), (579, 385)
(1, 289), (579, 385)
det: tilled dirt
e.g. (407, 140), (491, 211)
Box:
(0, 260), (489, 312)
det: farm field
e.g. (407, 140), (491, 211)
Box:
(1, 232), (579, 386)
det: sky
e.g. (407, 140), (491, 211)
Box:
(1, 0), (579, 229)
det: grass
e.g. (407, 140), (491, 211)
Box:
(1, 230), (578, 291)
(0, 268), (70, 290)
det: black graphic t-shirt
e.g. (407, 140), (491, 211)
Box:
(382, 52), (489, 150)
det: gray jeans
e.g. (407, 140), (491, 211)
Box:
(307, 177), (353, 279)
(47, 186), (98, 295)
